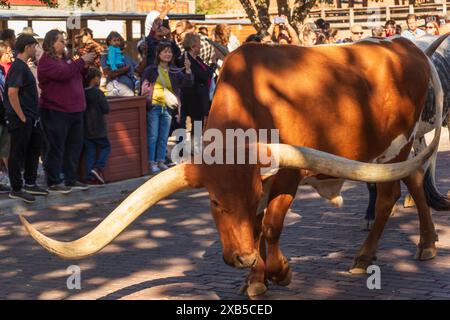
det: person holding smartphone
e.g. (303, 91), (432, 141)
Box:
(145, 0), (176, 36)
(141, 42), (193, 174)
(274, 15), (300, 45)
(38, 30), (95, 194)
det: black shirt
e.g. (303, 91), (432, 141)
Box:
(84, 86), (109, 139)
(4, 58), (39, 120)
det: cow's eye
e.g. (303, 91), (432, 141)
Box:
(211, 199), (220, 207)
(211, 200), (230, 213)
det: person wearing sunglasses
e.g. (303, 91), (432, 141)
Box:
(425, 21), (440, 35)
(350, 24), (364, 42)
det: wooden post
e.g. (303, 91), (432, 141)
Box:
(386, 6), (391, 21)
(28, 20), (33, 27)
(349, 0), (355, 8)
(336, 0), (342, 9)
(321, 9), (326, 19)
(80, 18), (88, 29)
(140, 19), (146, 37)
(363, 0), (368, 7)
(125, 19), (134, 57)
(350, 8), (355, 26)
(443, 3), (447, 16)
(0, 19), (7, 30)
(409, 5), (414, 14)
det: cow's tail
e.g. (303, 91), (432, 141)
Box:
(423, 55), (450, 211)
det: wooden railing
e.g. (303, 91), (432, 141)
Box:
(307, 2), (449, 29)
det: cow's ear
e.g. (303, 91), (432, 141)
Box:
(184, 163), (204, 188)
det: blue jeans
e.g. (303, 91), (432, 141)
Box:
(84, 137), (111, 179)
(147, 104), (172, 163)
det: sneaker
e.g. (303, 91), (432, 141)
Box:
(9, 190), (36, 204)
(48, 184), (72, 195)
(0, 175), (10, 187)
(66, 181), (90, 191)
(0, 184), (10, 194)
(91, 168), (105, 185)
(86, 178), (101, 186)
(24, 185), (49, 196)
(157, 161), (169, 171)
(149, 162), (161, 175)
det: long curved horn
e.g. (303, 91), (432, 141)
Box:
(425, 32), (449, 58)
(264, 122), (441, 183)
(20, 164), (190, 260)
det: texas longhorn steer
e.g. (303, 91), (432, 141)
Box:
(20, 36), (445, 297)
(363, 34), (450, 229)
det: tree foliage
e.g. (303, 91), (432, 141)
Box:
(239, 0), (332, 32)
(0, 0), (100, 8)
(196, 0), (236, 14)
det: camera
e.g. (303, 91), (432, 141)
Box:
(274, 16), (286, 25)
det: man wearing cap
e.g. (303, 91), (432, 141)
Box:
(17, 27), (43, 95)
(4, 34), (48, 203)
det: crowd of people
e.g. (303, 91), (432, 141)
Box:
(245, 13), (449, 46)
(0, 0), (449, 203)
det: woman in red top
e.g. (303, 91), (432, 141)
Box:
(0, 29), (16, 75)
(37, 30), (94, 193)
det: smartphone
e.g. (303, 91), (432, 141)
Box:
(274, 16), (286, 24)
(162, 19), (170, 29)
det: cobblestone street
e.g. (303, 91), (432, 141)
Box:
(1, 132), (450, 300)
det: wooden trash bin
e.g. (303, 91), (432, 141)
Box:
(103, 96), (149, 182)
(78, 96), (149, 183)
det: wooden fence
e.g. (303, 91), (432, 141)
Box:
(307, 2), (449, 29)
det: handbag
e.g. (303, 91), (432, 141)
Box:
(158, 67), (179, 111)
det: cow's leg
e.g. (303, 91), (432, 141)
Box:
(402, 169), (438, 260)
(262, 169), (301, 285)
(239, 212), (268, 297)
(404, 137), (427, 208)
(363, 183), (397, 231)
(350, 180), (401, 274)
(363, 183), (377, 231)
(447, 113), (450, 198)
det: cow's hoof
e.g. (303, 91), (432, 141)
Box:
(403, 194), (416, 208)
(361, 219), (374, 231)
(414, 246), (437, 261)
(329, 196), (344, 208)
(272, 267), (292, 287)
(246, 282), (267, 297)
(349, 256), (374, 274)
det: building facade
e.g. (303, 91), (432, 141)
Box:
(6, 0), (196, 13)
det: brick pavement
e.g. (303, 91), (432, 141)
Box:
(0, 131), (449, 300)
